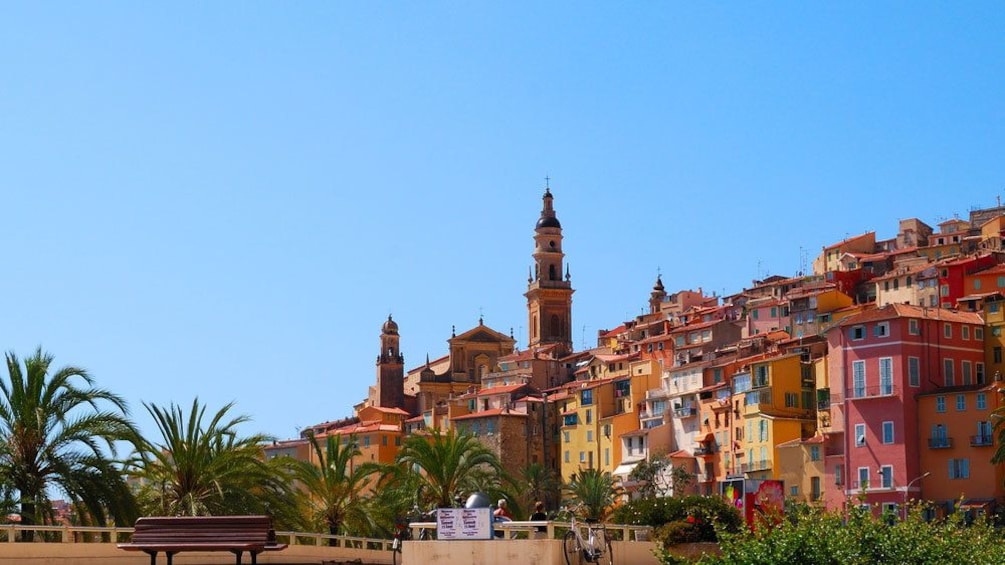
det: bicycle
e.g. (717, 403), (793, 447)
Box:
(391, 507), (434, 565)
(561, 507), (613, 565)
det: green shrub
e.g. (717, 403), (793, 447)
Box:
(654, 520), (703, 546)
(670, 502), (1005, 565)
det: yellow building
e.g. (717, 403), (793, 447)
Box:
(734, 353), (816, 481)
(983, 294), (1005, 379)
(776, 436), (827, 503)
(557, 352), (634, 480)
(602, 358), (661, 481)
(813, 232), (876, 275)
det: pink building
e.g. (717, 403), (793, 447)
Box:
(825, 304), (985, 515)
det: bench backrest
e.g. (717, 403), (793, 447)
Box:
(131, 515), (274, 545)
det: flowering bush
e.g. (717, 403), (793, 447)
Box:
(609, 495), (741, 543)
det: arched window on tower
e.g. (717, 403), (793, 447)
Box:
(551, 314), (560, 338)
(549, 264), (557, 281)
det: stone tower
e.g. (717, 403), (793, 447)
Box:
(525, 186), (574, 355)
(375, 315), (405, 409)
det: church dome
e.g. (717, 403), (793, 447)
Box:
(382, 315), (399, 334)
(536, 216), (562, 229)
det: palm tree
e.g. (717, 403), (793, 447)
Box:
(0, 348), (139, 537)
(519, 462), (561, 515)
(292, 432), (379, 539)
(394, 429), (503, 509)
(564, 468), (621, 520)
(127, 398), (295, 519)
(993, 405), (1005, 469)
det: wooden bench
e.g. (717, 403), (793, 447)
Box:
(117, 515), (288, 565)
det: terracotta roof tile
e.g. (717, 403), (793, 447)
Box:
(833, 303), (983, 328)
(451, 407), (527, 421)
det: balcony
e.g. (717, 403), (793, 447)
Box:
(971, 435), (993, 447)
(817, 398), (831, 410)
(711, 396), (732, 411)
(744, 390), (772, 410)
(740, 459), (773, 473)
(614, 396), (632, 415)
(673, 405), (697, 418)
(645, 388), (671, 401)
(639, 409), (665, 424)
(848, 384), (897, 400)
(694, 444), (715, 456)
(928, 437), (953, 449)
(752, 375), (769, 389)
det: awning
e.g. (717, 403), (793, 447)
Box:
(612, 462), (640, 478)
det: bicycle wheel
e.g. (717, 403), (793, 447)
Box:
(563, 529), (583, 565)
(596, 527), (613, 565)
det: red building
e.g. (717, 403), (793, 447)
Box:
(825, 304), (985, 514)
(936, 254), (999, 309)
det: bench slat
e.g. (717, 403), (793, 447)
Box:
(117, 515), (287, 564)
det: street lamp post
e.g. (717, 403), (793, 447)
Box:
(903, 471), (930, 520)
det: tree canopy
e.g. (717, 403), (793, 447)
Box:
(0, 348), (139, 533)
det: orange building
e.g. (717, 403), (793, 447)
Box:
(917, 383), (1004, 518)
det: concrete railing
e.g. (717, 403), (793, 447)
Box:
(408, 519), (653, 542)
(0, 521), (659, 565)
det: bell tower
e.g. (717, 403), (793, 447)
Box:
(525, 185), (574, 355)
(375, 315), (404, 409)
(649, 274), (666, 314)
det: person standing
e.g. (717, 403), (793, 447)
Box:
(530, 501), (547, 538)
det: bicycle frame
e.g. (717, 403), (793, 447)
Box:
(563, 512), (612, 565)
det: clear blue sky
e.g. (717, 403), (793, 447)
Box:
(1, 3), (1001, 441)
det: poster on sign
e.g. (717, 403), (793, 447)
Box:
(436, 507), (493, 540)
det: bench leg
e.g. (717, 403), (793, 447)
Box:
(166, 551), (175, 565)
(231, 549), (243, 564)
(251, 551), (258, 564)
(144, 550), (157, 565)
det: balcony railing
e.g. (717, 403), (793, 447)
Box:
(694, 444), (715, 456)
(639, 410), (665, 421)
(849, 480), (892, 490)
(740, 459), (773, 473)
(971, 435), (993, 447)
(817, 399), (831, 410)
(745, 390), (772, 409)
(673, 405), (697, 418)
(711, 397), (731, 411)
(645, 388), (671, 401)
(614, 397), (632, 415)
(849, 384), (897, 400)
(928, 437), (953, 449)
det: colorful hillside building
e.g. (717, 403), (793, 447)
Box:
(917, 382), (1003, 519)
(826, 304), (985, 514)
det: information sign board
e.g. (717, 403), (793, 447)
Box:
(436, 507), (493, 540)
